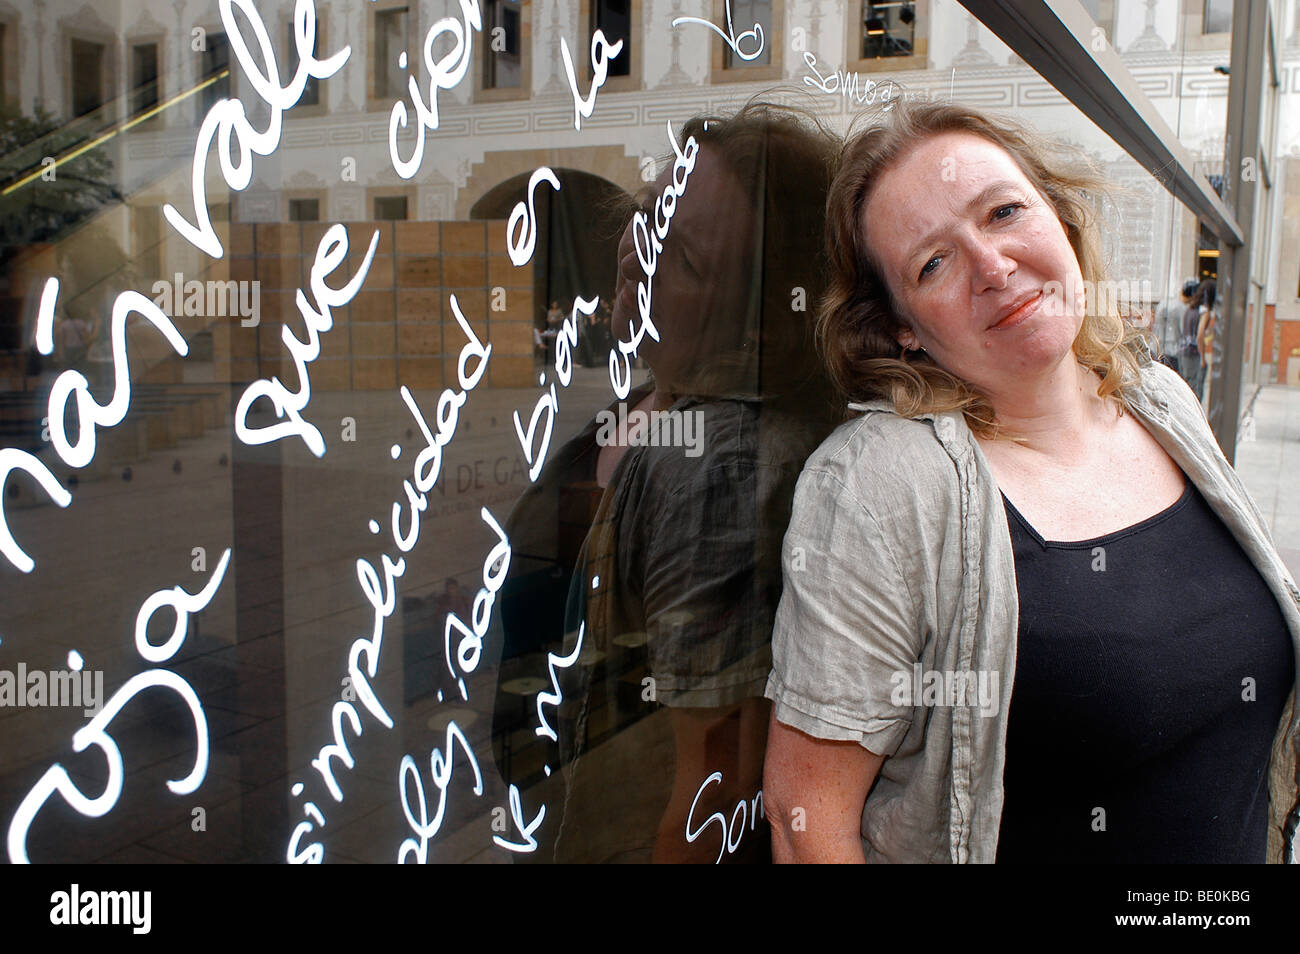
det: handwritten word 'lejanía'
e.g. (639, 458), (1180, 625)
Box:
(287, 301), (491, 864)
(672, 0), (764, 62)
(8, 551), (231, 863)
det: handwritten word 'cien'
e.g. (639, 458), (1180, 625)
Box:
(802, 52), (897, 109)
(673, 0), (764, 62)
(610, 123), (699, 400)
(287, 299), (491, 863)
(388, 0), (482, 178)
(165, 0), (348, 259)
(8, 551), (231, 863)
(234, 223), (379, 458)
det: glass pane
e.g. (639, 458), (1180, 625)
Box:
(0, 0), (1291, 874)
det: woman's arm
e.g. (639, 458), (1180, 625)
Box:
(764, 711), (885, 863)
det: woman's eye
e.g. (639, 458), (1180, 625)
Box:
(919, 256), (941, 280)
(992, 202), (1022, 221)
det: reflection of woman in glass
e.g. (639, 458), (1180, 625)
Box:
(493, 101), (839, 863)
(763, 101), (1300, 864)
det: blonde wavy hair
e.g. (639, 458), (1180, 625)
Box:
(820, 98), (1147, 438)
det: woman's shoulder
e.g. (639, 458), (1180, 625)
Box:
(798, 406), (960, 514)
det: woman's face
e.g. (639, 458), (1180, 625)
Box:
(860, 131), (1087, 398)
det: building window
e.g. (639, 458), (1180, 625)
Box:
(482, 0), (523, 88)
(130, 43), (160, 117)
(591, 0), (631, 77)
(861, 1), (914, 59)
(198, 31), (231, 117)
(373, 195), (408, 220)
(374, 7), (410, 100)
(723, 0), (772, 69)
(287, 21), (321, 106)
(70, 39), (106, 117)
(1202, 0), (1232, 35)
(288, 198), (320, 222)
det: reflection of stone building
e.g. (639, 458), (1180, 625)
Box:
(2, 0), (1300, 387)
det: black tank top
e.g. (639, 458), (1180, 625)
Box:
(996, 478), (1294, 863)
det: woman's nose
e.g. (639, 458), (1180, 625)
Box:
(968, 233), (1016, 292)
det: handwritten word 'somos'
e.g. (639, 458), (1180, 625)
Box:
(165, 0), (349, 259)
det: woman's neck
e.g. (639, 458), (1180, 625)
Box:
(981, 358), (1114, 461)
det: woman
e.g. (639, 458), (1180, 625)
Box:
(1195, 279), (1218, 412)
(762, 100), (1300, 863)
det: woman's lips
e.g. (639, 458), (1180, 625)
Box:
(991, 291), (1042, 330)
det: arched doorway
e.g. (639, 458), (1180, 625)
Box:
(470, 169), (631, 334)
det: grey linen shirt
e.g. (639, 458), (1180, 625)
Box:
(765, 355), (1300, 863)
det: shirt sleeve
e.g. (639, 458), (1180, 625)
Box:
(765, 465), (924, 756)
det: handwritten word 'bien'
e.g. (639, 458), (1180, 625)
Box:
(560, 30), (623, 131)
(609, 123), (698, 399)
(389, 0), (483, 178)
(514, 296), (597, 482)
(672, 0), (764, 62)
(8, 551), (231, 863)
(234, 223), (379, 458)
(802, 52), (897, 109)
(286, 299), (490, 864)
(165, 0), (349, 259)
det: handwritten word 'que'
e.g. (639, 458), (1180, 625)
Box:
(234, 223), (379, 458)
